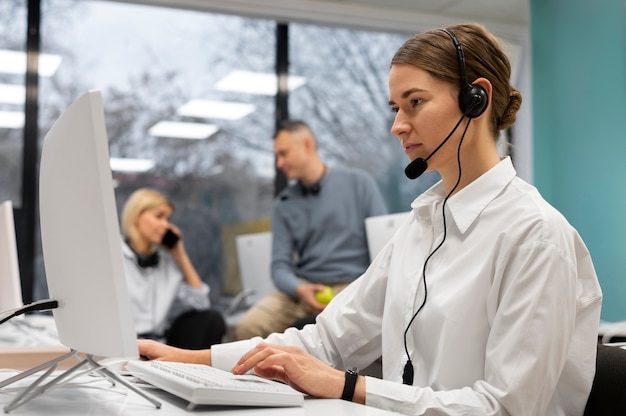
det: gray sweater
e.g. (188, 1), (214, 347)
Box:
(271, 166), (387, 297)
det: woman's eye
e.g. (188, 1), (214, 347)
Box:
(410, 99), (421, 107)
(390, 107), (399, 114)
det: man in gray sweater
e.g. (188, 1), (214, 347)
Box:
(235, 120), (387, 340)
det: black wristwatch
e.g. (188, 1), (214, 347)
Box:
(341, 367), (359, 401)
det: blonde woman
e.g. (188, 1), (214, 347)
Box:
(121, 188), (224, 349)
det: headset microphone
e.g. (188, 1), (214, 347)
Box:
(404, 113), (466, 179)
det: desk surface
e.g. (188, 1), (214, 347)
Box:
(0, 317), (402, 414)
(0, 369), (402, 415)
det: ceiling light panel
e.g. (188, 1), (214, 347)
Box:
(215, 70), (306, 95)
(109, 157), (155, 172)
(0, 111), (24, 129)
(0, 50), (62, 77)
(148, 121), (219, 139)
(177, 99), (256, 120)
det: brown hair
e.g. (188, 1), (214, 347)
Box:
(274, 119), (315, 140)
(391, 23), (522, 137)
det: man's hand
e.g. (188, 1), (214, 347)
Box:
(295, 283), (328, 313)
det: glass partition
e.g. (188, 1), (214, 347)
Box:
(38, 0), (276, 301)
(18, 0), (446, 304)
(289, 23), (440, 214)
(0, 0), (27, 206)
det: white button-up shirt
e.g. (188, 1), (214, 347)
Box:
(121, 242), (210, 337)
(212, 157), (602, 415)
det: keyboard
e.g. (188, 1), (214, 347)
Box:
(126, 360), (304, 409)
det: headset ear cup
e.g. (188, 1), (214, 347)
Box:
(460, 84), (488, 118)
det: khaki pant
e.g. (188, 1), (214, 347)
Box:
(234, 280), (350, 341)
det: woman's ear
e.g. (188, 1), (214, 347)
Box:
(459, 78), (492, 119)
(474, 78), (492, 101)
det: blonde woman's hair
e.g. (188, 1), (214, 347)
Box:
(121, 188), (173, 244)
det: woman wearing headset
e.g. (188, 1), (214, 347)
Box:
(121, 188), (225, 349)
(138, 24), (601, 415)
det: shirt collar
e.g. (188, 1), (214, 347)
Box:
(411, 157), (517, 234)
(121, 239), (135, 259)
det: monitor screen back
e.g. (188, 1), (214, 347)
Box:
(0, 200), (23, 312)
(39, 90), (138, 358)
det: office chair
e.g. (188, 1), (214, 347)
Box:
(364, 212), (410, 261)
(223, 232), (274, 339)
(583, 343), (626, 415)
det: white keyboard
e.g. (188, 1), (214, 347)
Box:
(126, 360), (304, 409)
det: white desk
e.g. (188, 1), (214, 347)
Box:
(0, 369), (402, 415)
(0, 317), (402, 414)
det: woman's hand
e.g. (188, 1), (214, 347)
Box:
(138, 339), (211, 365)
(161, 224), (204, 289)
(232, 343), (345, 398)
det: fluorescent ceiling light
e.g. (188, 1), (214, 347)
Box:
(0, 84), (25, 105)
(0, 50), (62, 77)
(109, 157), (155, 173)
(215, 70), (306, 95)
(177, 99), (255, 120)
(148, 121), (219, 139)
(0, 111), (24, 129)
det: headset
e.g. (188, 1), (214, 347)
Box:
(126, 238), (160, 268)
(299, 181), (321, 196)
(440, 28), (488, 119)
(298, 164), (327, 196)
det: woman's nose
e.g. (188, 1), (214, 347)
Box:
(390, 112), (410, 138)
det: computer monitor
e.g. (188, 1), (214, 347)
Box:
(39, 89), (138, 358)
(0, 200), (23, 312)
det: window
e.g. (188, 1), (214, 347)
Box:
(0, 0), (27, 206)
(16, 0), (448, 304)
(38, 0), (276, 301)
(289, 23), (440, 213)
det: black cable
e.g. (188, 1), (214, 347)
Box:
(402, 118), (472, 385)
(0, 299), (59, 326)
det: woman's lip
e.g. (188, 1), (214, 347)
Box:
(404, 143), (420, 155)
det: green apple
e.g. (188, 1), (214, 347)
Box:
(315, 286), (335, 304)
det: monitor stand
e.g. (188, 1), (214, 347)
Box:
(0, 350), (161, 412)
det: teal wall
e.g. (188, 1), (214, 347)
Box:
(531, 0), (626, 321)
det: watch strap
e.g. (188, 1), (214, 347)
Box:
(341, 367), (358, 401)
